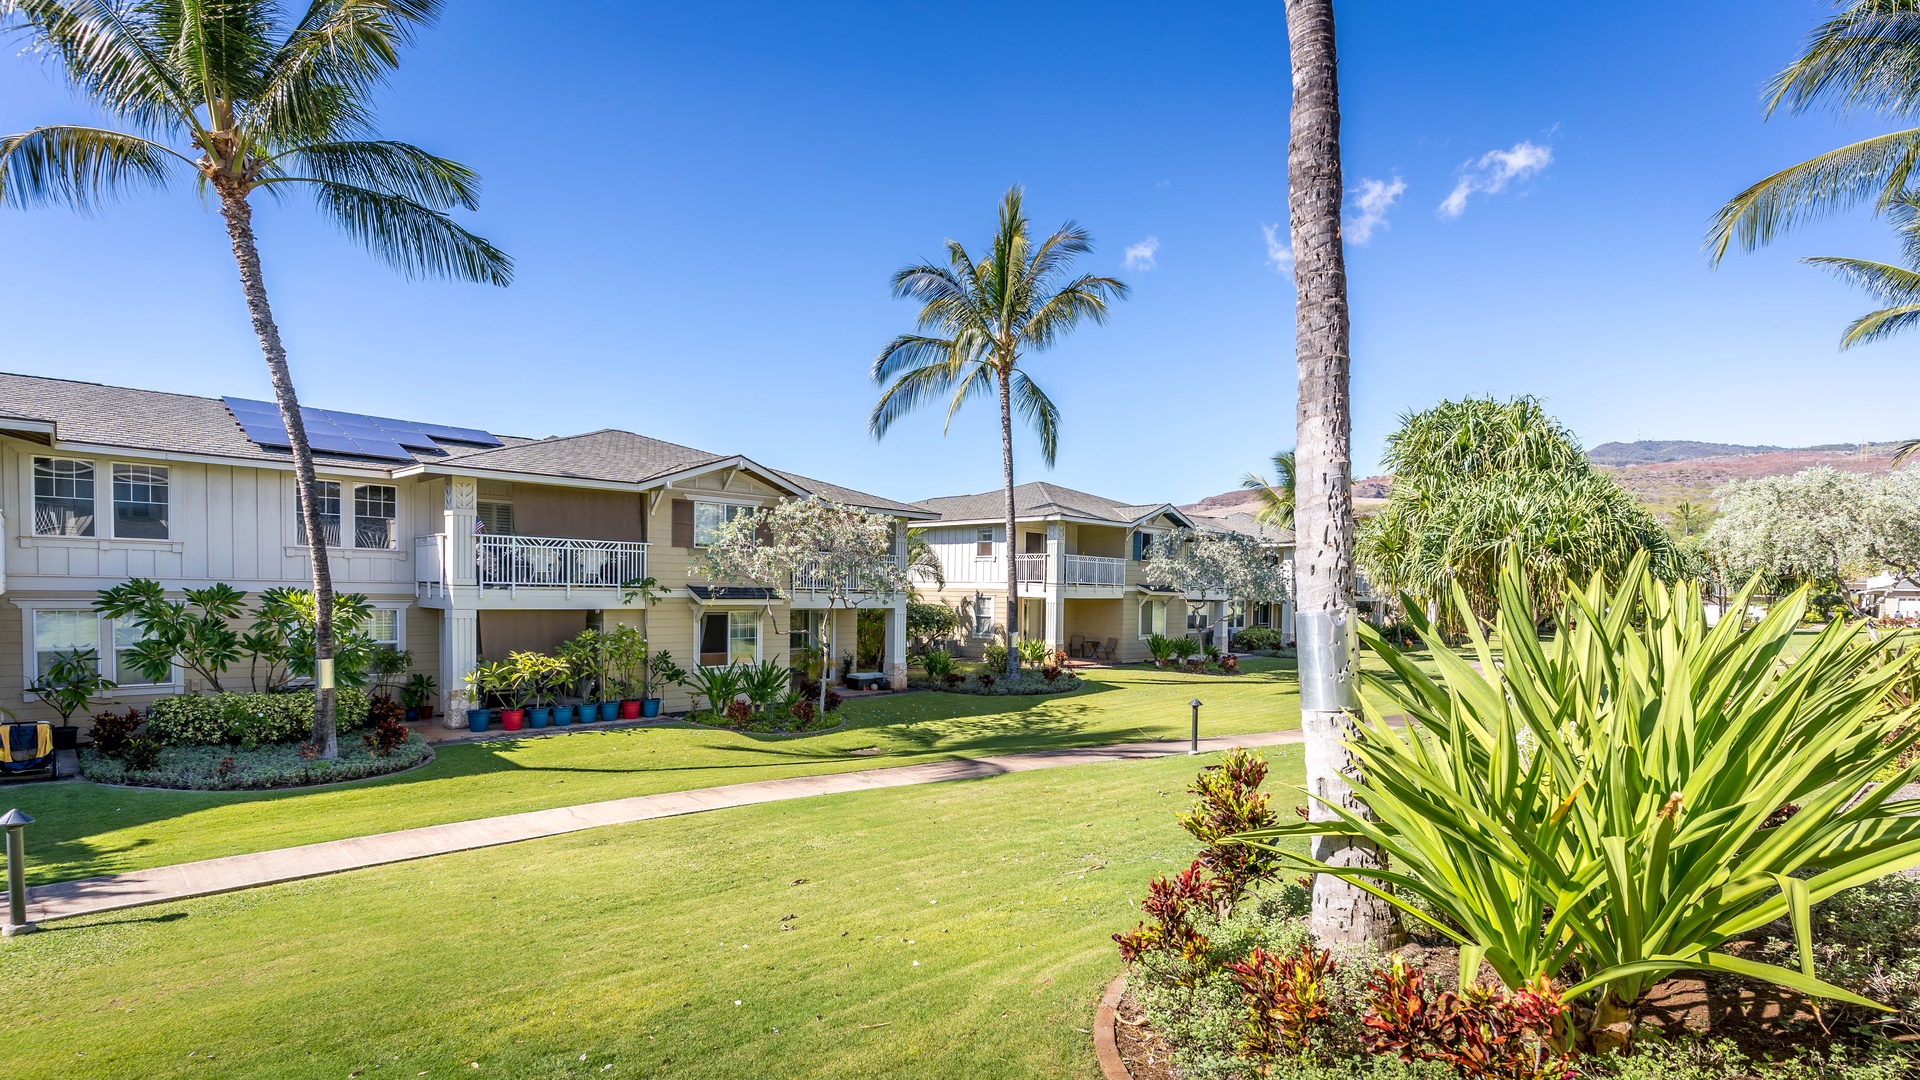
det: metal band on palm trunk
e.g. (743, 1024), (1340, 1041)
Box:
(1295, 609), (1360, 713)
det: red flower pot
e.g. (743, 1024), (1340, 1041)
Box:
(420, 704), (434, 721)
(619, 700), (642, 720)
(500, 708), (525, 731)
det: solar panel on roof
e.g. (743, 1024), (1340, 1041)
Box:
(223, 397), (503, 462)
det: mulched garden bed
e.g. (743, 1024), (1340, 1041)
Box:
(77, 733), (432, 791)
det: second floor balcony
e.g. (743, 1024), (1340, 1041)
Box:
(416, 533), (649, 593)
(792, 552), (906, 593)
(1006, 552), (1126, 589)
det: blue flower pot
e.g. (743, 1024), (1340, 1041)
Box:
(600, 702), (620, 722)
(557, 705), (575, 726)
(529, 707), (551, 728)
(574, 703), (593, 723)
(466, 708), (490, 733)
(641, 698), (662, 718)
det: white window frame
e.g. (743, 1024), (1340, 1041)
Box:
(353, 483), (399, 551)
(972, 593), (995, 636)
(109, 462), (171, 540)
(33, 456), (98, 537)
(364, 605), (406, 651)
(974, 527), (996, 559)
(690, 497), (760, 548)
(1138, 598), (1167, 639)
(696, 607), (762, 668)
(21, 602), (180, 695)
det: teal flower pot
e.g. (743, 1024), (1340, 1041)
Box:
(529, 707), (551, 728)
(640, 698), (662, 718)
(599, 702), (619, 722)
(466, 708), (490, 733)
(554, 705), (572, 726)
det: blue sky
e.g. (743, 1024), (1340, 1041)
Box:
(0, 1), (1911, 506)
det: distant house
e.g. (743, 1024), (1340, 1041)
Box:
(0, 372), (928, 728)
(908, 483), (1299, 661)
(1854, 573), (1920, 618)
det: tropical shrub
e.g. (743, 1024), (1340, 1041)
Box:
(145, 689), (371, 747)
(1171, 636), (1201, 662)
(1359, 960), (1573, 1080)
(789, 697), (817, 726)
(79, 733), (429, 790)
(907, 601), (960, 644)
(1233, 626), (1286, 652)
(1236, 550), (1920, 1044)
(724, 698), (754, 727)
(976, 669), (997, 689)
(94, 579), (246, 689)
(1148, 634), (1179, 666)
(87, 708), (142, 757)
(741, 660), (792, 719)
(1114, 862), (1222, 983)
(982, 643), (1009, 672)
(361, 714), (409, 758)
(1226, 943), (1338, 1062)
(1178, 748), (1280, 912)
(921, 648), (955, 681)
(687, 664), (745, 718)
(120, 735), (161, 772)
(1016, 637), (1049, 668)
(28, 647), (115, 726)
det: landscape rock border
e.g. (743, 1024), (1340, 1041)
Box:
(1094, 973), (1130, 1080)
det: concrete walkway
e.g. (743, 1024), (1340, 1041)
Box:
(6, 727), (1309, 927)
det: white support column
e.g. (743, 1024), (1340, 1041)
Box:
(446, 477), (478, 587)
(886, 600), (908, 690)
(1044, 522), (1066, 652)
(440, 609), (479, 728)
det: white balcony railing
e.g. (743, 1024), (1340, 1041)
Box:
(793, 552), (906, 592)
(1062, 553), (1125, 587)
(478, 534), (647, 590)
(1014, 553), (1048, 584)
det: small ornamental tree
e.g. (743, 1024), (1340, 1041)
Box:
(1141, 527), (1291, 651)
(1704, 467), (1874, 594)
(700, 498), (909, 718)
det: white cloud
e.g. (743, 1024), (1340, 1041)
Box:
(1346, 176), (1406, 244)
(1439, 140), (1552, 219)
(1123, 236), (1160, 271)
(1261, 222), (1292, 271)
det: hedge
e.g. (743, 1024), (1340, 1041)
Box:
(1230, 627), (1286, 652)
(144, 688), (371, 747)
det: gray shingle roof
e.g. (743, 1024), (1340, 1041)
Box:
(913, 481), (1186, 526)
(771, 470), (933, 517)
(1193, 512), (1295, 546)
(438, 429), (727, 485)
(0, 371), (512, 472)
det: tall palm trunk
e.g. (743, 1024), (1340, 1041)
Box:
(1284, 0), (1398, 947)
(997, 365), (1021, 679)
(216, 182), (339, 758)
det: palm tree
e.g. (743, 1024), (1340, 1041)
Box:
(0, 0), (510, 757)
(869, 186), (1127, 679)
(1284, 0), (1399, 949)
(904, 528), (945, 600)
(1673, 500), (1705, 539)
(1240, 449), (1297, 530)
(1709, 2), (1920, 265)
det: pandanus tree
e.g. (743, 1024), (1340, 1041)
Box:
(1283, 0), (1400, 948)
(869, 186), (1127, 679)
(0, 0), (511, 756)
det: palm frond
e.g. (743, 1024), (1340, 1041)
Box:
(943, 363), (995, 436)
(1805, 253), (1920, 303)
(868, 349), (967, 439)
(1021, 272), (1128, 349)
(284, 177), (510, 284)
(1841, 300), (1920, 347)
(251, 0), (440, 140)
(5, 0), (204, 136)
(1707, 128), (1920, 262)
(271, 139), (478, 209)
(1765, 0), (1920, 118)
(0, 125), (184, 211)
(1009, 370), (1060, 467)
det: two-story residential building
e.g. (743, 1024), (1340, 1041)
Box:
(0, 373), (927, 730)
(910, 482), (1214, 663)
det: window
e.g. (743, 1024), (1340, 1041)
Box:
(700, 610), (759, 666)
(296, 481), (343, 546)
(1133, 530), (1158, 561)
(1227, 601), (1247, 630)
(34, 457), (94, 536)
(790, 609), (825, 652)
(1138, 599), (1167, 638)
(972, 593), (995, 636)
(477, 500), (514, 535)
(1253, 603), (1272, 628)
(975, 527), (995, 558)
(366, 609), (400, 650)
(110, 464), (169, 539)
(33, 609), (97, 679)
(693, 501), (754, 546)
(354, 485), (398, 549)
(111, 618), (152, 683)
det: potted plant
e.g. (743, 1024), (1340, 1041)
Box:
(29, 648), (115, 750)
(462, 662), (508, 733)
(511, 651), (563, 728)
(498, 654), (541, 731)
(641, 649), (685, 719)
(367, 645), (412, 703)
(401, 672), (436, 721)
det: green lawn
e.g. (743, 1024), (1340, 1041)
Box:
(0, 744), (1312, 1080)
(5, 659), (1308, 886)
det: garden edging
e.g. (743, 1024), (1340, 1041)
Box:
(1094, 973), (1131, 1080)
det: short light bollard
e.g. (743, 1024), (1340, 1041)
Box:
(1189, 699), (1202, 755)
(2, 808), (34, 937)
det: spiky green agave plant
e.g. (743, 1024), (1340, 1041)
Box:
(1233, 549), (1920, 1023)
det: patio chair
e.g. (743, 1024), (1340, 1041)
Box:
(0, 721), (55, 779)
(1068, 634), (1086, 659)
(1099, 637), (1118, 662)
